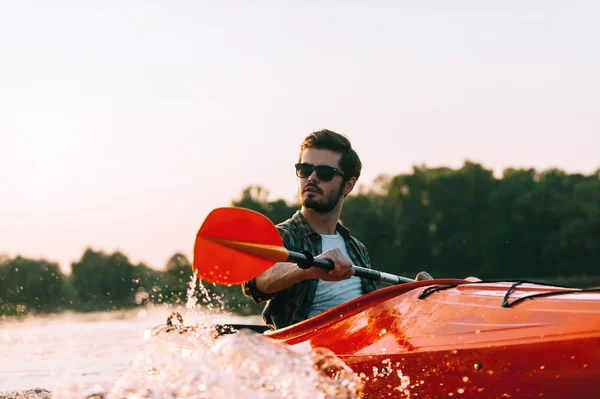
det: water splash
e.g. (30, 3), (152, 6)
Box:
(137, 329), (358, 398)
(36, 276), (364, 398)
(185, 275), (199, 311)
(49, 322), (362, 398)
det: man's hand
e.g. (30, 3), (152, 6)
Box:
(307, 248), (355, 281)
(255, 248), (354, 293)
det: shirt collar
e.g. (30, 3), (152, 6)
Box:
(291, 210), (351, 239)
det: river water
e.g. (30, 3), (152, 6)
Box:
(0, 305), (251, 392)
(0, 279), (363, 398)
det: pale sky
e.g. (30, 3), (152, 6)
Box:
(1, 1), (598, 274)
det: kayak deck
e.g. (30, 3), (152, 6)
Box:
(265, 279), (600, 398)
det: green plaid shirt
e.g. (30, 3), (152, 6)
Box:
(241, 210), (378, 330)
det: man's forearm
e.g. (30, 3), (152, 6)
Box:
(255, 262), (313, 294)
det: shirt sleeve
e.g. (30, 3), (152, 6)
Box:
(241, 226), (294, 303)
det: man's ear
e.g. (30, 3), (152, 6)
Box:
(343, 177), (357, 197)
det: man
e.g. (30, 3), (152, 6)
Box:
(242, 129), (382, 330)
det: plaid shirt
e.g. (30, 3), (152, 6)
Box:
(241, 210), (378, 330)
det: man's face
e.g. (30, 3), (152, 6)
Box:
(297, 148), (346, 213)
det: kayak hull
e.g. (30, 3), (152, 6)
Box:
(265, 279), (600, 398)
(341, 337), (600, 398)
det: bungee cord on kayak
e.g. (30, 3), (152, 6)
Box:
(416, 278), (600, 307)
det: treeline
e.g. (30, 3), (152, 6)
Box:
(233, 162), (600, 284)
(2, 162), (598, 317)
(0, 249), (261, 316)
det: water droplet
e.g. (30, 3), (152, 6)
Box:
(462, 376), (469, 382)
(457, 388), (465, 394)
(539, 365), (545, 370)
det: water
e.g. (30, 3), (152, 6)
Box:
(0, 279), (363, 398)
(0, 305), (239, 392)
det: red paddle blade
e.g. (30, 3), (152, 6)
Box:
(193, 207), (287, 285)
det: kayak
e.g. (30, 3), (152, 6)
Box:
(152, 278), (600, 398)
(264, 279), (600, 398)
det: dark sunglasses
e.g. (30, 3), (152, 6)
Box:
(295, 163), (344, 181)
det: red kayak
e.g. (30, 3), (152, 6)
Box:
(264, 279), (600, 399)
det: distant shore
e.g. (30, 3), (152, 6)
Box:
(2, 274), (598, 321)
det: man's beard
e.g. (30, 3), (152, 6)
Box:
(299, 183), (344, 214)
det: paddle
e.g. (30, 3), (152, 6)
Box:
(193, 207), (414, 286)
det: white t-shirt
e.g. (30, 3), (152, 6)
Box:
(307, 231), (364, 318)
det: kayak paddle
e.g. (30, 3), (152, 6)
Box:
(193, 207), (414, 285)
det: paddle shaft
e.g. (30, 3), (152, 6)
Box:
(287, 250), (413, 285)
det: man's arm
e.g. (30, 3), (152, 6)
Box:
(255, 249), (355, 293)
(255, 262), (312, 294)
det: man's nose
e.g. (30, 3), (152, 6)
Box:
(307, 169), (319, 182)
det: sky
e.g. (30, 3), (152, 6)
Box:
(1, 1), (598, 274)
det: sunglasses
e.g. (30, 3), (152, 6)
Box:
(295, 163), (344, 181)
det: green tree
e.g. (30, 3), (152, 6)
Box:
(131, 262), (163, 305)
(163, 252), (194, 304)
(0, 256), (68, 314)
(232, 185), (298, 224)
(70, 248), (136, 310)
(427, 162), (497, 277)
(487, 168), (537, 278)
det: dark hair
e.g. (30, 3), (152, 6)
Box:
(298, 129), (362, 181)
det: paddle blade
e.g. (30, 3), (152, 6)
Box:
(193, 207), (287, 285)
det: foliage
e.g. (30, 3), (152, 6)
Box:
(0, 256), (69, 314)
(70, 249), (137, 310)
(1, 162), (599, 317)
(232, 185), (298, 224)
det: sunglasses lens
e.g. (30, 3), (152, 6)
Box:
(315, 166), (336, 181)
(296, 164), (314, 178)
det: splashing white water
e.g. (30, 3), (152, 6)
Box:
(41, 277), (364, 398)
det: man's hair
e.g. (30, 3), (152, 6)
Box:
(298, 129), (362, 181)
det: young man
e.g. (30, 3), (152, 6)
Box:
(242, 129), (378, 330)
